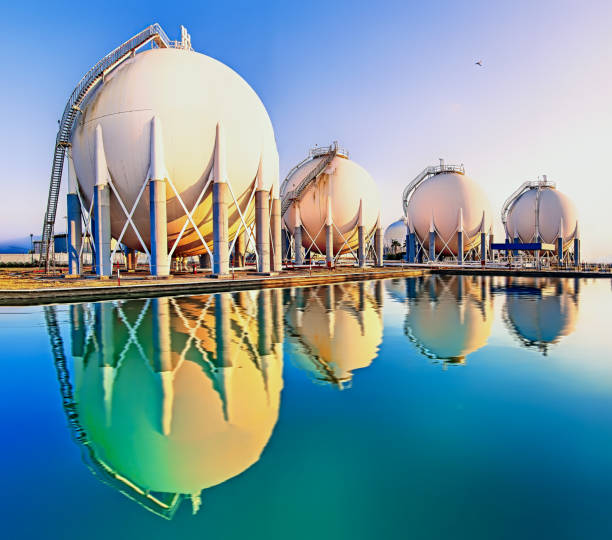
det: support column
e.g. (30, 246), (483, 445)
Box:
(93, 124), (111, 277)
(374, 214), (383, 267)
(281, 227), (291, 262)
(428, 214), (436, 262)
(573, 222), (580, 266)
(270, 193), (282, 272)
(255, 159), (271, 273)
(234, 231), (245, 267)
(557, 218), (564, 266)
(357, 199), (365, 268)
(325, 181), (334, 266)
(293, 204), (304, 265)
(513, 228), (520, 257)
(212, 123), (229, 276)
(480, 231), (487, 263)
(148, 116), (170, 277)
(457, 208), (464, 266)
(67, 153), (81, 276)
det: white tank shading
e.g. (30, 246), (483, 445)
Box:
(50, 24), (281, 277)
(502, 176), (580, 264)
(284, 282), (383, 388)
(62, 292), (283, 517)
(383, 218), (406, 255)
(502, 277), (578, 355)
(402, 161), (491, 264)
(402, 275), (493, 365)
(281, 143), (382, 266)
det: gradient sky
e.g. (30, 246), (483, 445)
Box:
(1, 0), (611, 260)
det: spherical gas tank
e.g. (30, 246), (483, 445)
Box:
(71, 293), (283, 499)
(384, 219), (406, 254)
(282, 152), (380, 254)
(407, 172), (491, 256)
(505, 186), (578, 247)
(404, 275), (493, 363)
(71, 47), (278, 256)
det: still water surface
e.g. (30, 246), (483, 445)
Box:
(1, 275), (612, 539)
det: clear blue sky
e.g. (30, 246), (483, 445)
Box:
(1, 0), (611, 260)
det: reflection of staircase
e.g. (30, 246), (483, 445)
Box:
(40, 24), (172, 272)
(280, 144), (338, 217)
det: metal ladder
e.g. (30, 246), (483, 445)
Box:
(280, 144), (338, 217)
(40, 24), (172, 272)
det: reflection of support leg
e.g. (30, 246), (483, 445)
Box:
(213, 182), (230, 275)
(93, 184), (111, 277)
(271, 288), (283, 344)
(256, 190), (271, 273)
(70, 304), (85, 358)
(258, 289), (272, 355)
(270, 197), (282, 272)
(150, 178), (169, 276)
(67, 193), (81, 275)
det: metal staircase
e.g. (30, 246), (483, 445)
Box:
(280, 142), (341, 217)
(40, 23), (172, 272)
(402, 160), (465, 216)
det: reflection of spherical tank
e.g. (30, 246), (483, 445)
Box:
(282, 148), (380, 254)
(384, 219), (406, 253)
(71, 47), (278, 255)
(406, 171), (491, 255)
(284, 283), (383, 386)
(503, 278), (578, 353)
(71, 293), (283, 504)
(404, 275), (493, 363)
(505, 184), (578, 247)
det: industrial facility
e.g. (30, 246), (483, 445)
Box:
(30, 23), (588, 284)
(402, 160), (492, 265)
(500, 176), (580, 267)
(41, 24), (281, 278)
(280, 142), (383, 267)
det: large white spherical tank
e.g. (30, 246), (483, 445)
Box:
(282, 155), (380, 254)
(404, 276), (493, 362)
(505, 187), (578, 247)
(384, 219), (406, 253)
(71, 295), (282, 497)
(407, 172), (491, 255)
(71, 48), (278, 255)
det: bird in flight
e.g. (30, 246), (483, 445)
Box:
(475, 60), (483, 67)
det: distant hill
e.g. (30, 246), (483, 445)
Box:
(0, 236), (38, 254)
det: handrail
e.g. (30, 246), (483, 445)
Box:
(280, 142), (339, 217)
(40, 24), (173, 272)
(402, 163), (465, 216)
(500, 178), (556, 227)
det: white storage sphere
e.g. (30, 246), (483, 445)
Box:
(71, 47), (278, 255)
(406, 172), (491, 255)
(505, 187), (578, 247)
(282, 155), (380, 254)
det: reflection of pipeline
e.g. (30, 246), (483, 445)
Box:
(43, 305), (181, 519)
